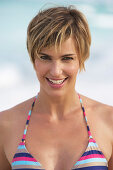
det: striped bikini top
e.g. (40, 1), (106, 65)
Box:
(11, 93), (108, 170)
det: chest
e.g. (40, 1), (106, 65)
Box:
(7, 114), (89, 169)
(5, 111), (112, 169)
(24, 121), (89, 170)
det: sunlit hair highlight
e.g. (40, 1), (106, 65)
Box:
(27, 5), (91, 71)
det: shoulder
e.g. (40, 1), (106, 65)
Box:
(0, 96), (35, 145)
(81, 94), (113, 162)
(81, 94), (113, 140)
(0, 96), (35, 169)
(0, 96), (35, 125)
(80, 93), (113, 114)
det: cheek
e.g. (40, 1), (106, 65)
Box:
(35, 62), (48, 79)
(36, 67), (46, 79)
(65, 63), (79, 76)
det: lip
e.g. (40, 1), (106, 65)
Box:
(46, 78), (67, 80)
(46, 77), (68, 88)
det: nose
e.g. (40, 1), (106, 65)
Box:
(50, 61), (63, 77)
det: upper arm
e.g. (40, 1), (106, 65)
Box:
(108, 143), (113, 170)
(108, 151), (113, 170)
(0, 111), (11, 170)
(108, 107), (113, 170)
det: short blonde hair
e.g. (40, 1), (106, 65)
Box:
(27, 5), (91, 71)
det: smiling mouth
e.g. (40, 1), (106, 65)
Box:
(46, 77), (68, 84)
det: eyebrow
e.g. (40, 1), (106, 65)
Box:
(38, 52), (76, 57)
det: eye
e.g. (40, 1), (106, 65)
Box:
(39, 55), (51, 60)
(62, 57), (74, 60)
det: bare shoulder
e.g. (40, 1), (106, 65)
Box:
(81, 93), (113, 118)
(0, 95), (35, 124)
(81, 94), (113, 140)
(0, 96), (35, 169)
(0, 96), (35, 136)
(80, 94), (113, 159)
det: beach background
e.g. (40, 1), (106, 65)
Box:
(0, 0), (113, 111)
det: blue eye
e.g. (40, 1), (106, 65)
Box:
(40, 55), (51, 60)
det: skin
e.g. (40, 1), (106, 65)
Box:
(0, 37), (113, 170)
(34, 37), (80, 119)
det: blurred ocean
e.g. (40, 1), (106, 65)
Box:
(0, 0), (113, 111)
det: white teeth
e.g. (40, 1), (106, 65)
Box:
(48, 78), (65, 84)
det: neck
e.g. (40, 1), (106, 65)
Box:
(34, 90), (81, 121)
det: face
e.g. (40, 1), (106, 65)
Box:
(34, 37), (79, 97)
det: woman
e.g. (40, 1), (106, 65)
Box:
(0, 5), (113, 170)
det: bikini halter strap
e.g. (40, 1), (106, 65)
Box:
(22, 93), (92, 143)
(22, 94), (38, 143)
